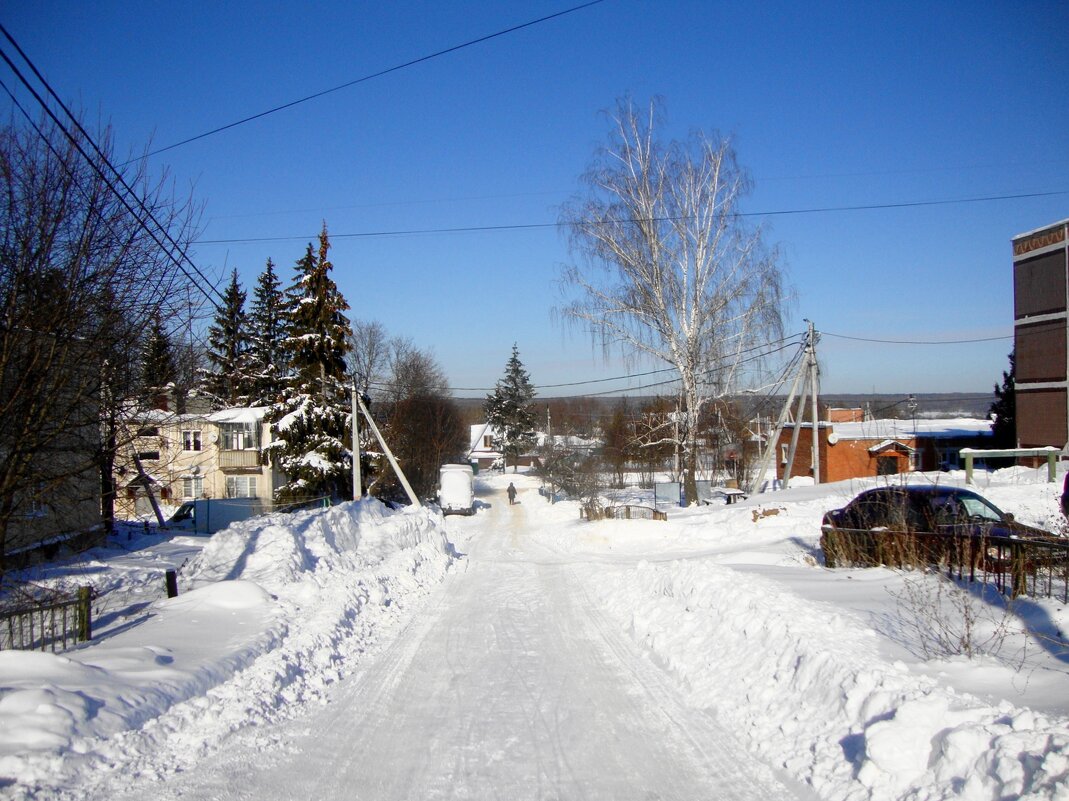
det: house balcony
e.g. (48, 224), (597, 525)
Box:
(218, 449), (261, 470)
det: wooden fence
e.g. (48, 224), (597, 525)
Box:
(581, 505), (667, 522)
(0, 587), (92, 653)
(822, 528), (1069, 602)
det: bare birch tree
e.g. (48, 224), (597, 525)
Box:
(559, 98), (786, 504)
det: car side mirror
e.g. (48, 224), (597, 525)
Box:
(1004, 512), (1015, 523)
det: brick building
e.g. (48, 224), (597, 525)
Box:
(1012, 219), (1069, 451)
(776, 417), (993, 484)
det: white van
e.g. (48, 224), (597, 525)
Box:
(438, 464), (475, 515)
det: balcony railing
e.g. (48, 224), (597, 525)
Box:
(218, 449), (260, 470)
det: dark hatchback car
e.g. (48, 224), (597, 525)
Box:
(820, 485), (1053, 567)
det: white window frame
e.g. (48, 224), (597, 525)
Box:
(225, 475), (258, 499)
(219, 422), (258, 451)
(182, 476), (204, 499)
(182, 430), (202, 452)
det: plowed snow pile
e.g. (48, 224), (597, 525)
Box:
(0, 499), (454, 799)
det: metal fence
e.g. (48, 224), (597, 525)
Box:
(822, 528), (1069, 602)
(0, 587), (92, 652)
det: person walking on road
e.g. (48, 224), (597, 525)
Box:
(507, 482), (517, 505)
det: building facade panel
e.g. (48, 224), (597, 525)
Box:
(1012, 219), (1069, 454)
(1014, 250), (1068, 318)
(1017, 320), (1067, 383)
(1017, 389), (1068, 449)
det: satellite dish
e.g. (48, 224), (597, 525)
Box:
(191, 465), (201, 475)
(209, 432), (219, 444)
(827, 432), (839, 445)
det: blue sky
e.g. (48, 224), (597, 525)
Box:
(3, 1), (1067, 398)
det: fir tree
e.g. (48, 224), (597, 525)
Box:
(141, 313), (177, 402)
(989, 350), (1016, 449)
(247, 258), (287, 405)
(485, 344), (537, 471)
(202, 269), (253, 408)
(265, 224), (355, 503)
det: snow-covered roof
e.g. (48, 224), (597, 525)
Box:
(469, 422), (499, 454)
(207, 407), (269, 425)
(830, 417), (992, 442)
(867, 439), (915, 454)
(1012, 217), (1069, 241)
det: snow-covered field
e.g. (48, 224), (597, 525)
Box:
(0, 467), (1067, 799)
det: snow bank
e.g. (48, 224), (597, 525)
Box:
(587, 557), (1069, 800)
(0, 498), (454, 799)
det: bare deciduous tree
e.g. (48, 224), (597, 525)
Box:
(0, 113), (200, 568)
(559, 97), (787, 504)
(346, 319), (390, 398)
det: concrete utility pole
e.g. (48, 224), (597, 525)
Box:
(750, 322), (821, 494)
(781, 320), (821, 488)
(355, 394), (421, 508)
(351, 378), (362, 501)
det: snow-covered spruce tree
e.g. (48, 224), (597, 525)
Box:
(485, 344), (537, 471)
(988, 351), (1016, 450)
(201, 268), (254, 409)
(141, 312), (177, 403)
(247, 258), (288, 406)
(264, 225), (354, 504)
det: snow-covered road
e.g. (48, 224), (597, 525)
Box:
(126, 482), (803, 800)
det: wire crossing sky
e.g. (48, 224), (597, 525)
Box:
(2, 1), (1066, 395)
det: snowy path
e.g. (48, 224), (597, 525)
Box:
(126, 482), (803, 800)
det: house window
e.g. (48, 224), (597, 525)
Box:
(938, 448), (960, 470)
(137, 451), (160, 462)
(182, 476), (203, 498)
(876, 456), (900, 476)
(225, 475), (258, 498)
(780, 443), (788, 464)
(219, 422), (259, 450)
(182, 430), (202, 451)
(137, 425), (159, 437)
(483, 435), (493, 448)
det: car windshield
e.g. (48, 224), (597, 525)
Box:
(957, 494), (1004, 522)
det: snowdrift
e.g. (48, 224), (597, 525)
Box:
(589, 558), (1069, 800)
(0, 498), (454, 798)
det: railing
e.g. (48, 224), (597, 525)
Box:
(218, 449), (260, 469)
(0, 587), (92, 652)
(822, 527), (1069, 602)
(581, 504), (667, 522)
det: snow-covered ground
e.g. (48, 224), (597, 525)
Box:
(0, 467), (1066, 799)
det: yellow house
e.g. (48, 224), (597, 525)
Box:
(119, 406), (280, 518)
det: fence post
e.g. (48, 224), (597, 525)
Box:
(76, 586), (92, 642)
(165, 569), (178, 598)
(1010, 542), (1027, 599)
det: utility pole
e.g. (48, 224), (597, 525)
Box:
(351, 378), (362, 501)
(355, 394), (421, 508)
(808, 320), (821, 485)
(750, 323), (820, 494)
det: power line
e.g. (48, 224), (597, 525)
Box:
(0, 26), (226, 308)
(362, 332), (806, 396)
(132, 0), (607, 162)
(822, 331), (1012, 345)
(193, 188), (1069, 245)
